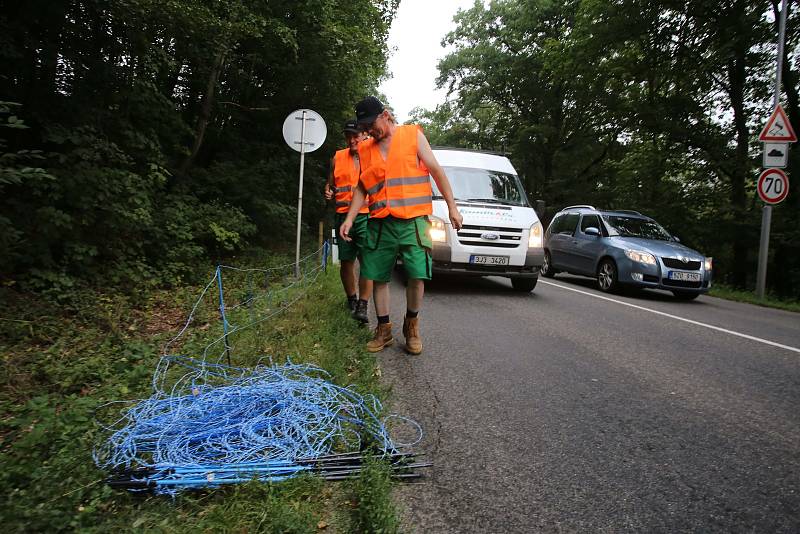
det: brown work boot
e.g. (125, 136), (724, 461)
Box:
(367, 322), (394, 352)
(403, 316), (422, 355)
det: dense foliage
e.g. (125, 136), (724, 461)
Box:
(412, 0), (800, 297)
(1, 0), (398, 291)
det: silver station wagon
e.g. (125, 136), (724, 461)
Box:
(542, 206), (712, 300)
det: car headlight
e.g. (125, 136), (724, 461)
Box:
(528, 221), (543, 248)
(429, 216), (447, 242)
(704, 257), (712, 271)
(624, 249), (656, 265)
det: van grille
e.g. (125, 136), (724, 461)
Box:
(662, 257), (701, 270)
(457, 225), (523, 248)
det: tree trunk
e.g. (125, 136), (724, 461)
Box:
(541, 143), (555, 202)
(727, 15), (750, 288)
(177, 48), (227, 180)
(771, 1), (799, 295)
(28, 2), (68, 110)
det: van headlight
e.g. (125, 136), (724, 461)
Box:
(429, 216), (447, 242)
(528, 221), (543, 248)
(704, 257), (712, 271)
(624, 249), (656, 265)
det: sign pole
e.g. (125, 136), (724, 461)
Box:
(282, 107), (325, 278)
(756, 205), (773, 298)
(295, 110), (307, 279)
(756, 0), (788, 299)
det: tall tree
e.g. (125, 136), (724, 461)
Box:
(438, 0), (619, 206)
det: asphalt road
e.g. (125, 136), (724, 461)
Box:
(376, 273), (800, 533)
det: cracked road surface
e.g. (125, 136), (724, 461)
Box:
(376, 273), (800, 533)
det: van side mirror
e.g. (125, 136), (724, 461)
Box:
(584, 227), (601, 237)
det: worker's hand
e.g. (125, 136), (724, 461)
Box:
(324, 184), (334, 200)
(448, 206), (463, 231)
(339, 220), (353, 242)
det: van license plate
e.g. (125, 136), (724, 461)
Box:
(469, 255), (509, 265)
(668, 271), (701, 282)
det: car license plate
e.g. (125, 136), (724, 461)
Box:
(469, 255), (509, 265)
(668, 271), (701, 282)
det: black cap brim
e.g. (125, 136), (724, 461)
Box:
(356, 114), (380, 127)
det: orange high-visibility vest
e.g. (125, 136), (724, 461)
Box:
(358, 124), (432, 219)
(333, 149), (368, 214)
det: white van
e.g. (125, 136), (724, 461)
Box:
(428, 148), (544, 292)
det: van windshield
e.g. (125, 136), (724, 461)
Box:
(432, 166), (528, 207)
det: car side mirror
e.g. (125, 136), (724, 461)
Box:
(584, 227), (601, 237)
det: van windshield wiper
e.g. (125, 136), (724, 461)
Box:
(465, 198), (518, 206)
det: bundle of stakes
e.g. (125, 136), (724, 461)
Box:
(107, 451), (431, 493)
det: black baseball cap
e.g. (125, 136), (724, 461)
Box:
(355, 96), (385, 126)
(342, 119), (360, 134)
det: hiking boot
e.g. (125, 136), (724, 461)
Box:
(346, 297), (357, 313)
(367, 322), (394, 352)
(403, 316), (422, 355)
(352, 299), (369, 324)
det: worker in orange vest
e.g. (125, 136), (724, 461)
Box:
(339, 97), (463, 355)
(324, 119), (373, 323)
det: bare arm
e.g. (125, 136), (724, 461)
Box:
(324, 157), (335, 200)
(416, 130), (463, 230)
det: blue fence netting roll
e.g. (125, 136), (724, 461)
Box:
(93, 242), (425, 495)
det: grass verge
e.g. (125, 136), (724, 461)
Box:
(0, 253), (401, 533)
(709, 283), (800, 313)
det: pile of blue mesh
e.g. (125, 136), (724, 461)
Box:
(96, 358), (423, 494)
(94, 248), (424, 494)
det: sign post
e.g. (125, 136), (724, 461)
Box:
(756, 0), (791, 299)
(282, 109), (327, 278)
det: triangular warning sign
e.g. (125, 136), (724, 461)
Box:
(759, 104), (797, 142)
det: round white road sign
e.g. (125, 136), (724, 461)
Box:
(757, 168), (790, 204)
(282, 109), (326, 153)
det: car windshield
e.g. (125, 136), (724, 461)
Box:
(432, 166), (528, 207)
(602, 215), (673, 241)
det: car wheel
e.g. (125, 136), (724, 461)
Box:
(511, 277), (538, 292)
(541, 250), (556, 278)
(597, 259), (619, 293)
(672, 290), (700, 301)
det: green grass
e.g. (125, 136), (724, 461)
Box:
(0, 253), (401, 533)
(709, 283), (800, 313)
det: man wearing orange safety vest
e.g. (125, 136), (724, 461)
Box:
(324, 119), (373, 323)
(340, 97), (463, 355)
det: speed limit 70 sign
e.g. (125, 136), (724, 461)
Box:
(757, 168), (789, 204)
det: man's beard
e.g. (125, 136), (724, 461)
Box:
(370, 127), (386, 141)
